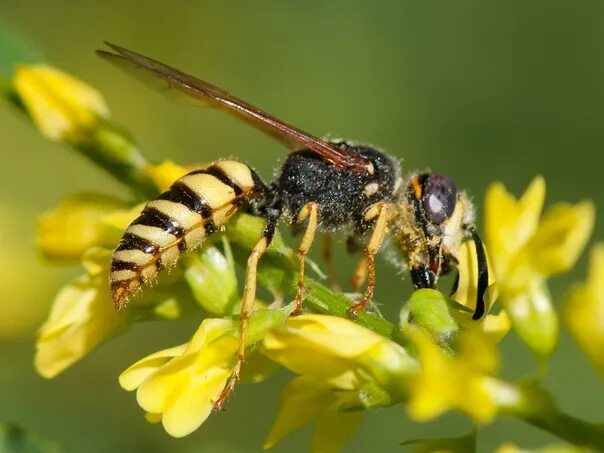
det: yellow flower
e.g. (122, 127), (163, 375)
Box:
(451, 239), (497, 313)
(263, 314), (417, 398)
(405, 326), (517, 423)
(262, 314), (418, 450)
(564, 244), (604, 376)
(143, 160), (189, 191)
(13, 64), (109, 143)
(264, 377), (363, 452)
(35, 248), (127, 378)
(34, 163), (187, 263)
(485, 176), (546, 280)
(484, 177), (594, 356)
(35, 244), (195, 378)
(119, 318), (239, 438)
(36, 193), (125, 262)
(120, 309), (288, 437)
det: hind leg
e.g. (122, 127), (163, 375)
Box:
(322, 235), (341, 292)
(348, 203), (390, 316)
(213, 209), (280, 411)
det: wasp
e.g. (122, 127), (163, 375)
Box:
(98, 43), (488, 410)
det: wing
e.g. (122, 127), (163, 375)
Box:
(96, 42), (371, 173)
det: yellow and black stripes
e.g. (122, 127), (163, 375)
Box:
(110, 160), (262, 308)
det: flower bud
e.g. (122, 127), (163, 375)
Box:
(13, 64), (109, 143)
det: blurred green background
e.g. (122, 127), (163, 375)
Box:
(1, 1), (604, 451)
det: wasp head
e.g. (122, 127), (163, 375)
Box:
(393, 172), (488, 319)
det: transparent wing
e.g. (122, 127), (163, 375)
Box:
(97, 42), (371, 173)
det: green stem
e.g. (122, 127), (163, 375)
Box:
(80, 122), (157, 199)
(6, 97), (157, 199)
(523, 411), (604, 450)
(503, 383), (604, 450)
(304, 280), (407, 345)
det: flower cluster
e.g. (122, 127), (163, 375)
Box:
(5, 62), (604, 452)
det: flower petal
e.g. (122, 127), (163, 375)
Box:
(121, 317), (243, 437)
(136, 353), (199, 414)
(267, 315), (386, 358)
(525, 201), (594, 277)
(564, 244), (604, 376)
(143, 160), (189, 191)
(485, 176), (545, 278)
(264, 377), (334, 450)
(504, 282), (558, 358)
(406, 327), (500, 423)
(13, 64), (109, 142)
(34, 271), (126, 378)
(263, 315), (415, 393)
(161, 367), (231, 438)
(119, 344), (187, 391)
(311, 405), (363, 453)
(36, 193), (124, 262)
(100, 203), (145, 231)
(451, 240), (497, 314)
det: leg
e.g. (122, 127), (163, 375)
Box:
(322, 235), (341, 292)
(347, 234), (366, 292)
(293, 202), (319, 315)
(348, 203), (390, 316)
(213, 209), (280, 411)
(351, 254), (368, 293)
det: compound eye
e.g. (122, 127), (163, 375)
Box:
(421, 174), (458, 225)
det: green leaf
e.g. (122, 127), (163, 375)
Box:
(401, 431), (476, 453)
(0, 422), (62, 453)
(305, 281), (405, 344)
(496, 444), (592, 453)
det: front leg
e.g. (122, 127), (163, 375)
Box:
(348, 203), (391, 316)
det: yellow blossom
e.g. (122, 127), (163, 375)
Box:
(484, 177), (594, 357)
(35, 248), (127, 378)
(35, 244), (194, 378)
(405, 326), (508, 423)
(262, 315), (417, 450)
(120, 308), (288, 438)
(264, 377), (363, 452)
(143, 160), (189, 191)
(450, 229), (510, 343)
(263, 314), (417, 397)
(451, 239), (497, 313)
(13, 64), (109, 142)
(485, 176), (546, 279)
(100, 202), (145, 231)
(564, 244), (604, 376)
(36, 193), (125, 262)
(119, 318), (239, 437)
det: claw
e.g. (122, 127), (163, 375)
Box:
(212, 365), (241, 411)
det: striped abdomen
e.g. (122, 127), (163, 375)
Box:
(110, 160), (258, 308)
